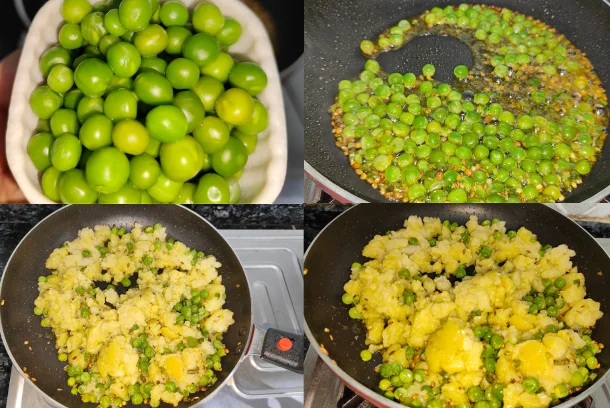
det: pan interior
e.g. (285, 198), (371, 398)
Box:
(377, 35), (472, 84)
(304, 204), (610, 398)
(0, 205), (251, 408)
(305, 0), (610, 202)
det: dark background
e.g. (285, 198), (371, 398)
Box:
(0, 1), (28, 59)
(305, 204), (610, 249)
(0, 204), (302, 407)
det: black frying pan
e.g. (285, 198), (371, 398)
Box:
(0, 205), (303, 408)
(304, 204), (610, 407)
(304, 0), (610, 203)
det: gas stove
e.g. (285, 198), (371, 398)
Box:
(304, 237), (610, 408)
(6, 230), (304, 408)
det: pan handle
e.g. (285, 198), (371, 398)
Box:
(245, 324), (304, 374)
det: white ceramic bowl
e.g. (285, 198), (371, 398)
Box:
(7, 0), (287, 204)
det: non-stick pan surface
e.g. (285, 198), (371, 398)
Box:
(0, 205), (251, 408)
(304, 204), (610, 406)
(304, 0), (610, 202)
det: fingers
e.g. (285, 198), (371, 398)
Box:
(0, 49), (23, 109)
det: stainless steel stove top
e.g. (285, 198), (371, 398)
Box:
(6, 230), (304, 408)
(304, 238), (610, 408)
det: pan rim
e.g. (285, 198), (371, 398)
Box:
(0, 204), (253, 408)
(303, 203), (610, 408)
(304, 0), (610, 204)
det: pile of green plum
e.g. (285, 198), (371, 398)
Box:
(28, 0), (269, 203)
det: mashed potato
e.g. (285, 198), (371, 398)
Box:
(343, 216), (604, 408)
(35, 223), (234, 407)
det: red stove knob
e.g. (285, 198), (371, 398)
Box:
(277, 337), (292, 351)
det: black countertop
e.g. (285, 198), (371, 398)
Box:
(0, 204), (302, 407)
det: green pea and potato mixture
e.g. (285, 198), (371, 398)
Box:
(330, 4), (609, 203)
(343, 216), (604, 408)
(28, 0), (269, 204)
(34, 223), (234, 407)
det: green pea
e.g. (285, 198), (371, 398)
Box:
(192, 75), (225, 112)
(160, 1), (189, 26)
(467, 385), (484, 402)
(119, 0), (152, 32)
(134, 24), (168, 57)
(106, 42), (141, 78)
(30, 86), (63, 120)
(192, 2), (224, 35)
(183, 33), (220, 67)
(146, 105), (188, 144)
(134, 71), (173, 105)
(139, 57), (168, 75)
(166, 58), (201, 89)
(554, 277), (566, 288)
(74, 58), (113, 98)
(201, 52), (234, 83)
(454, 64), (469, 79)
(81, 12), (107, 47)
(216, 17), (242, 46)
(62, 0), (92, 24)
(102, 89), (137, 123)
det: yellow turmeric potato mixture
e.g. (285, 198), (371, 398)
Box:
(343, 216), (604, 408)
(34, 223), (234, 407)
